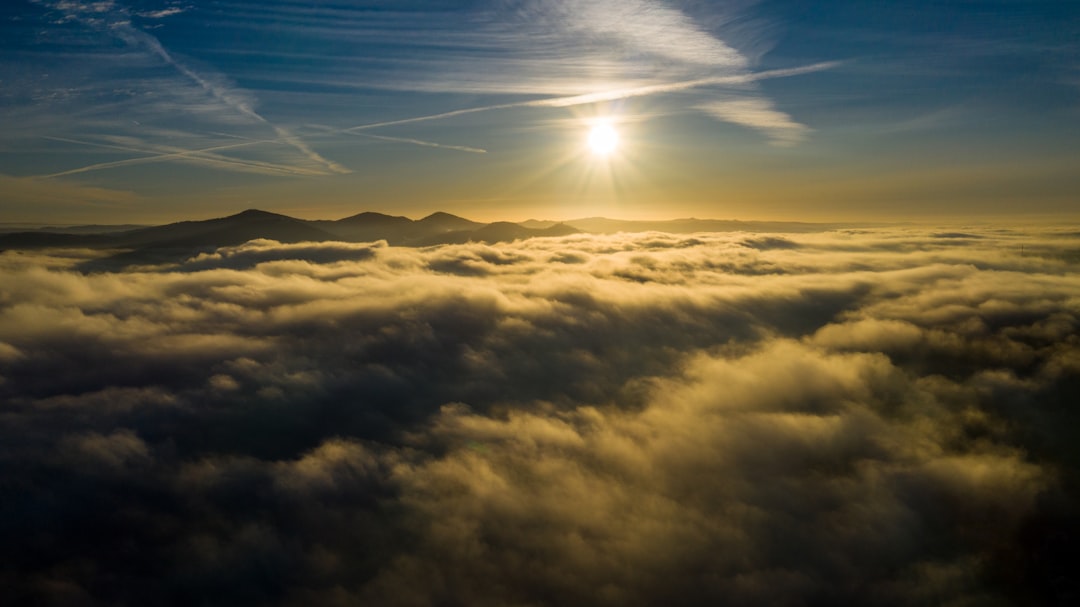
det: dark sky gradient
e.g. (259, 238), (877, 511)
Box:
(2, 0), (1078, 222)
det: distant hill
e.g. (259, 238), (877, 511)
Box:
(0, 223), (148, 235)
(0, 232), (113, 248)
(517, 219), (558, 230)
(561, 217), (840, 234)
(0, 209), (854, 267)
(416, 211), (485, 233)
(415, 221), (579, 246)
(312, 211), (415, 243)
(113, 209), (336, 248)
(312, 211), (485, 245)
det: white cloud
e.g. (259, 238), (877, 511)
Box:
(698, 97), (810, 145)
(1, 225), (1077, 604)
(137, 7), (187, 20)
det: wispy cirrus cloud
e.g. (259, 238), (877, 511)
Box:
(39, 135), (330, 178)
(343, 63), (835, 133)
(28, 0), (348, 177)
(698, 97), (810, 146)
(164, 1), (814, 145)
(9, 0), (823, 188)
(132, 31), (348, 174)
(136, 4), (188, 20)
(501, 0), (748, 69)
(327, 0), (819, 143)
(349, 133), (488, 155)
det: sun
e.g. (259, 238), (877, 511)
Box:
(587, 122), (619, 156)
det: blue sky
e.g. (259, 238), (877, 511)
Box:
(2, 0), (1078, 222)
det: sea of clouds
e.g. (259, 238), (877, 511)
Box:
(2, 226), (1078, 605)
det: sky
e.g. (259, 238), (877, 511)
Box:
(3, 225), (1080, 604)
(1, 0), (1078, 224)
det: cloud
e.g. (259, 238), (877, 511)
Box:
(9, 0), (821, 190)
(345, 63), (835, 133)
(508, 0), (748, 68)
(698, 97), (811, 145)
(1, 226), (1078, 604)
(56, 428), (151, 471)
(38, 135), (329, 178)
(137, 6), (188, 20)
(362, 340), (1051, 605)
(179, 239), (384, 271)
(348, 132), (488, 155)
(24, 0), (348, 177)
(283, 1), (824, 145)
(115, 23), (348, 175)
(398, 0), (818, 143)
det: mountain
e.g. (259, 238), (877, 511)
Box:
(517, 219), (558, 230)
(314, 212), (414, 243)
(0, 210), (853, 262)
(312, 211), (483, 245)
(416, 211), (484, 233)
(0, 232), (113, 248)
(414, 222), (580, 246)
(112, 209), (336, 248)
(0, 223), (148, 235)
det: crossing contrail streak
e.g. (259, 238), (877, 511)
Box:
(346, 132), (487, 154)
(39, 137), (330, 178)
(131, 31), (351, 175)
(344, 62), (839, 133)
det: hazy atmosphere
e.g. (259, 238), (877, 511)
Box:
(2, 1), (1079, 606)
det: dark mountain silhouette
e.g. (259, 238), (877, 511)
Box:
(311, 211), (483, 245)
(0, 223), (148, 235)
(517, 219), (558, 230)
(459, 221), (537, 244)
(1, 209), (853, 265)
(313, 212), (414, 243)
(0, 232), (113, 248)
(416, 211), (484, 233)
(414, 222), (579, 246)
(62, 210), (338, 271)
(113, 209), (336, 248)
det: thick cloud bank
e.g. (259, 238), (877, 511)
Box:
(2, 228), (1079, 605)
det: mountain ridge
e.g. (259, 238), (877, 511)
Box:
(0, 209), (858, 259)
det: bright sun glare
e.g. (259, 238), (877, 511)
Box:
(587, 123), (619, 156)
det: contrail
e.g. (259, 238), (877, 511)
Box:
(39, 136), (330, 178)
(345, 62), (839, 132)
(344, 104), (524, 133)
(44, 0), (352, 177)
(44, 1), (349, 176)
(130, 30), (351, 175)
(347, 132), (487, 154)
(530, 62), (839, 107)
(302, 124), (487, 154)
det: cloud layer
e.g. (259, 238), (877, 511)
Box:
(2, 226), (1079, 604)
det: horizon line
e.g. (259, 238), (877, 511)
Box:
(4, 207), (1078, 232)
